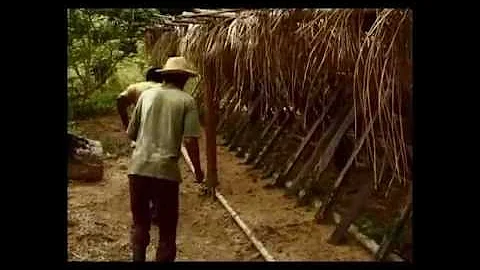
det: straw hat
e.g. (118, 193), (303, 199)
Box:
(156, 56), (198, 77)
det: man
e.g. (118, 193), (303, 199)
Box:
(116, 68), (162, 131)
(126, 56), (204, 262)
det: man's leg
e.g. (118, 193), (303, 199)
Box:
(128, 175), (153, 261)
(152, 179), (179, 262)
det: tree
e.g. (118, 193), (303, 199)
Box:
(67, 9), (160, 105)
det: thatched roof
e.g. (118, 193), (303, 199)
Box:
(147, 8), (412, 188)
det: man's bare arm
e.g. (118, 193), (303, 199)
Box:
(183, 137), (204, 183)
(116, 96), (131, 130)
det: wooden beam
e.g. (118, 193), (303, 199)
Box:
(220, 100), (243, 144)
(172, 18), (211, 24)
(297, 107), (355, 206)
(253, 112), (291, 169)
(314, 122), (372, 222)
(181, 144), (275, 261)
(375, 183), (412, 261)
(160, 21), (192, 27)
(328, 177), (374, 244)
(179, 9), (241, 18)
(243, 110), (282, 164)
(272, 91), (339, 187)
(204, 77), (219, 192)
(314, 86), (393, 222)
(332, 212), (404, 261)
(217, 99), (240, 133)
(284, 109), (344, 197)
(216, 87), (237, 131)
(227, 97), (262, 150)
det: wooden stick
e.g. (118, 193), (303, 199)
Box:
(217, 91), (240, 132)
(221, 100), (243, 144)
(315, 86), (394, 222)
(244, 110), (282, 164)
(252, 112), (291, 168)
(217, 87), (236, 132)
(332, 212), (404, 262)
(375, 183), (412, 261)
(328, 177), (374, 243)
(204, 79), (218, 190)
(297, 107), (355, 206)
(284, 109), (344, 196)
(215, 191), (276, 261)
(272, 111), (323, 186)
(181, 145), (275, 261)
(274, 90), (339, 184)
(314, 121), (372, 222)
(227, 97), (262, 150)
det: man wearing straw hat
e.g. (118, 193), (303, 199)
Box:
(126, 56), (204, 262)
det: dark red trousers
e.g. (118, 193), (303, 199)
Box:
(128, 174), (179, 262)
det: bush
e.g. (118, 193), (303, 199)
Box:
(68, 56), (145, 120)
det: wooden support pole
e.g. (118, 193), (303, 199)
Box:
(216, 87), (236, 129)
(223, 98), (259, 145)
(314, 123), (371, 222)
(218, 86), (236, 111)
(328, 177), (374, 244)
(375, 183), (412, 261)
(204, 80), (219, 191)
(227, 97), (262, 150)
(314, 85), (394, 222)
(272, 92), (340, 187)
(297, 107), (355, 206)
(284, 110), (344, 196)
(221, 100), (243, 144)
(252, 112), (291, 169)
(217, 91), (240, 132)
(244, 110), (282, 164)
(181, 144), (275, 261)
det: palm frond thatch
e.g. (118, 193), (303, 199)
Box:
(148, 8), (412, 191)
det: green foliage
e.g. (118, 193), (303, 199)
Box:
(68, 8), (158, 120)
(68, 56), (145, 120)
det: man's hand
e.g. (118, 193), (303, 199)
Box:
(194, 169), (204, 184)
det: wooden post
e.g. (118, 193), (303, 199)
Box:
(284, 109), (345, 196)
(252, 111), (291, 169)
(221, 100), (243, 145)
(375, 183), (412, 261)
(216, 87), (238, 132)
(227, 97), (262, 150)
(204, 80), (219, 192)
(297, 107), (355, 206)
(328, 177), (374, 244)
(272, 93), (336, 187)
(314, 84), (394, 222)
(244, 110), (282, 164)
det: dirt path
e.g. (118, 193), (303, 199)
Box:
(68, 114), (372, 261)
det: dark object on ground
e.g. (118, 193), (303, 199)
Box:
(68, 132), (104, 182)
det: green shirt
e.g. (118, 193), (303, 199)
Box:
(126, 83), (201, 182)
